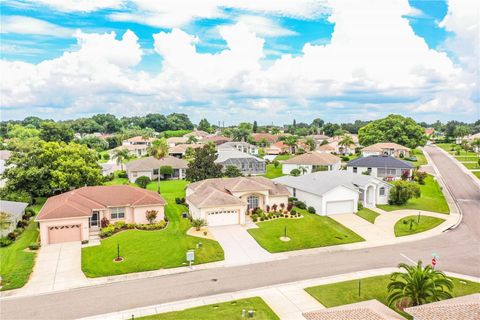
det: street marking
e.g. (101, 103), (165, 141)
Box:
(400, 253), (416, 264)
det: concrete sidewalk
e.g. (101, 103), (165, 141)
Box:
(330, 213), (393, 242)
(79, 268), (480, 320)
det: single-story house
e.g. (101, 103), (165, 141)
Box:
(126, 156), (188, 182)
(0, 200), (28, 237)
(328, 134), (359, 144)
(166, 137), (189, 147)
(308, 134), (331, 145)
(215, 150), (266, 175)
(168, 143), (203, 158)
(36, 186), (166, 245)
(99, 163), (116, 176)
(218, 141), (258, 155)
(346, 155), (414, 180)
(405, 293), (480, 320)
(282, 152), (341, 175)
(120, 136), (156, 157)
(0, 150), (12, 188)
(186, 176), (289, 226)
(251, 133), (278, 144)
(361, 142), (410, 158)
(274, 171), (391, 215)
(303, 299), (405, 320)
(183, 130), (210, 140)
(264, 141), (290, 155)
(329, 140), (357, 155)
(316, 143), (336, 154)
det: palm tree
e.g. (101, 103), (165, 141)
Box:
(387, 260), (453, 308)
(284, 135), (298, 154)
(338, 135), (355, 155)
(305, 137), (316, 151)
(148, 138), (169, 193)
(111, 148), (130, 171)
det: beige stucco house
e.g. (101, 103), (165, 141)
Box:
(36, 186), (166, 245)
(361, 142), (410, 158)
(126, 155), (188, 182)
(282, 152), (341, 175)
(186, 177), (289, 226)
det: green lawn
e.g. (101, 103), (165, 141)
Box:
(473, 171), (480, 179)
(378, 175), (449, 214)
(247, 209), (364, 253)
(436, 143), (477, 156)
(356, 208), (380, 224)
(139, 297), (279, 320)
(456, 156), (479, 162)
(263, 164), (284, 179)
(394, 215), (445, 237)
(461, 162), (480, 170)
(81, 180), (224, 277)
(305, 275), (480, 318)
(405, 148), (427, 167)
(274, 154), (293, 161)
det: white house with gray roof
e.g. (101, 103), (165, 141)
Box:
(274, 171), (391, 215)
(215, 150), (266, 175)
(0, 200), (28, 236)
(346, 155), (414, 180)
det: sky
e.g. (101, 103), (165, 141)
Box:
(0, 0), (479, 125)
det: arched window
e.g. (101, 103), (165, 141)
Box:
(247, 195), (259, 210)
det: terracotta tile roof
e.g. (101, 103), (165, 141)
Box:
(168, 143), (204, 154)
(37, 186), (166, 220)
(304, 300), (405, 320)
(282, 152), (341, 165)
(126, 156), (188, 171)
(361, 142), (410, 152)
(125, 136), (156, 143)
(202, 135), (231, 144)
(187, 186), (246, 208)
(316, 144), (335, 151)
(167, 137), (189, 144)
(405, 293), (480, 320)
(183, 130), (210, 137)
(251, 133), (278, 143)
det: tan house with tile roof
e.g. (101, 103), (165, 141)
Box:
(282, 152), (341, 175)
(168, 143), (204, 158)
(166, 136), (189, 147)
(186, 177), (289, 226)
(126, 156), (188, 182)
(361, 142), (410, 158)
(36, 186), (166, 245)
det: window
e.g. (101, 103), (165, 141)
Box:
(379, 187), (386, 196)
(247, 195), (259, 210)
(293, 188), (296, 197)
(153, 169), (159, 175)
(110, 207), (125, 219)
(132, 172), (137, 178)
(367, 168), (372, 173)
(353, 167), (357, 173)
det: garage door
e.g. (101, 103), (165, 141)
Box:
(206, 209), (239, 226)
(326, 200), (354, 215)
(48, 225), (81, 244)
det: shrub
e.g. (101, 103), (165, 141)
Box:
(126, 223), (136, 229)
(287, 203), (293, 211)
(271, 204), (278, 212)
(288, 197), (298, 203)
(102, 153), (110, 160)
(294, 200), (306, 210)
(14, 227), (24, 236)
(175, 197), (186, 204)
(114, 221), (126, 231)
(0, 237), (13, 247)
(145, 210), (158, 224)
(290, 209), (297, 216)
(16, 219), (29, 228)
(252, 217), (258, 222)
(265, 205), (270, 213)
(191, 218), (207, 231)
(341, 156), (350, 161)
(279, 203), (285, 210)
(24, 208), (36, 218)
(136, 221), (166, 230)
(100, 225), (115, 238)
(100, 217), (109, 228)
(135, 176), (151, 189)
(307, 206), (316, 214)
(388, 180), (421, 205)
(117, 170), (128, 178)
(290, 168), (301, 176)
(413, 170), (428, 185)
(7, 232), (17, 241)
(358, 202), (364, 211)
(28, 243), (40, 250)
(260, 217), (265, 221)
(224, 165), (243, 177)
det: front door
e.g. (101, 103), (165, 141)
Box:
(90, 211), (99, 227)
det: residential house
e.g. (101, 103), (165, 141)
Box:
(251, 133), (278, 145)
(328, 140), (357, 155)
(346, 155), (414, 180)
(361, 142), (410, 158)
(264, 141), (290, 155)
(120, 136), (156, 157)
(218, 141), (258, 155)
(274, 171), (391, 215)
(215, 150), (266, 175)
(328, 133), (359, 144)
(36, 186), (166, 245)
(125, 156), (188, 182)
(405, 293), (480, 320)
(281, 152), (341, 175)
(424, 127), (435, 137)
(166, 137), (189, 147)
(183, 130), (210, 141)
(99, 163), (116, 176)
(316, 143), (336, 154)
(202, 135), (232, 145)
(0, 150), (12, 187)
(456, 132), (480, 145)
(303, 299), (405, 320)
(308, 134), (331, 146)
(186, 176), (289, 226)
(168, 143), (204, 158)
(0, 200), (28, 237)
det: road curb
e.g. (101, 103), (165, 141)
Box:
(422, 147), (463, 231)
(436, 145), (480, 189)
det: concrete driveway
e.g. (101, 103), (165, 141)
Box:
(209, 225), (281, 266)
(22, 242), (88, 295)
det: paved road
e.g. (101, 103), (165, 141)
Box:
(1, 146), (479, 320)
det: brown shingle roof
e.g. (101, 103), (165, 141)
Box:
(37, 186), (166, 220)
(282, 152), (340, 165)
(303, 300), (405, 320)
(126, 156), (188, 171)
(187, 186), (246, 208)
(252, 133), (278, 143)
(404, 293), (480, 320)
(168, 143), (204, 154)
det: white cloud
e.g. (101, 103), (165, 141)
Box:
(233, 15), (297, 37)
(1, 16), (74, 37)
(13, 0), (124, 12)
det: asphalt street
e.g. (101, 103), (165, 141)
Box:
(1, 146), (479, 319)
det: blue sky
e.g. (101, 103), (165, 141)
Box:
(0, 0), (478, 124)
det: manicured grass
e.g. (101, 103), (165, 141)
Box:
(81, 180), (224, 277)
(274, 154), (293, 161)
(436, 143), (477, 156)
(139, 297), (279, 320)
(461, 162), (480, 170)
(473, 171), (480, 179)
(394, 215), (445, 237)
(247, 209), (364, 253)
(356, 208), (380, 224)
(405, 148), (427, 166)
(378, 175), (449, 214)
(456, 156), (480, 162)
(263, 164), (284, 179)
(305, 275), (480, 318)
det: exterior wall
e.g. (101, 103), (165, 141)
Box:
(292, 188), (325, 215)
(39, 217), (89, 246)
(132, 205), (165, 224)
(282, 163), (339, 175)
(217, 158), (266, 175)
(376, 184), (390, 205)
(128, 170), (153, 183)
(266, 195), (289, 208)
(321, 186), (359, 215)
(187, 202), (247, 225)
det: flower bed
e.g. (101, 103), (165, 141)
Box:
(100, 220), (168, 238)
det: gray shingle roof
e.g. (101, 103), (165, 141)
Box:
(347, 155), (414, 169)
(215, 150), (265, 163)
(0, 200), (28, 221)
(126, 156), (188, 171)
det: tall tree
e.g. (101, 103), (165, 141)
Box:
(166, 113), (194, 130)
(39, 121), (74, 143)
(311, 118), (324, 129)
(111, 149), (131, 171)
(387, 261), (453, 307)
(253, 121), (258, 133)
(185, 144), (223, 182)
(92, 114), (122, 133)
(148, 138), (169, 193)
(198, 118), (212, 133)
(358, 114), (426, 149)
(145, 114), (169, 132)
(453, 125), (472, 139)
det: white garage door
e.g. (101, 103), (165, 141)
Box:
(48, 225), (81, 244)
(206, 209), (239, 226)
(326, 200), (354, 215)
